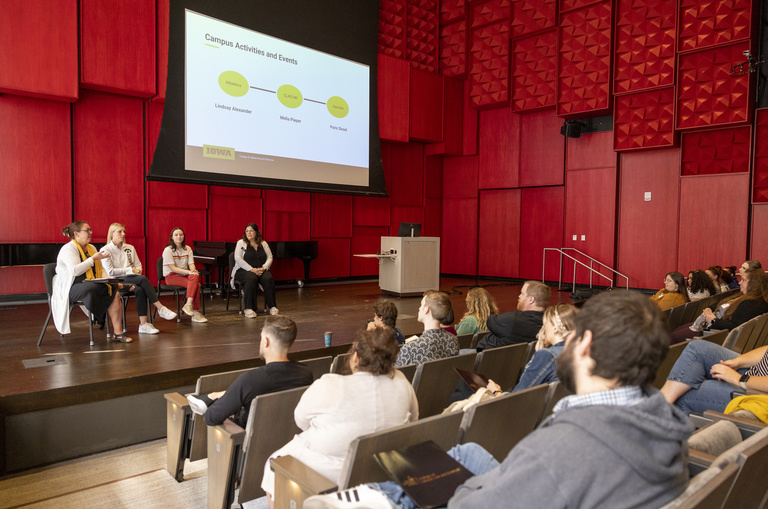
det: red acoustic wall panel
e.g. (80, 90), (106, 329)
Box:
(155, 0), (169, 102)
(511, 0), (557, 39)
(678, 0), (754, 53)
(208, 195), (263, 242)
(437, 77), (468, 155)
(676, 42), (752, 130)
(382, 142), (425, 206)
(478, 108), (520, 189)
(680, 127), (751, 176)
(463, 80), (480, 155)
(478, 189), (521, 278)
(566, 131), (616, 170)
(557, 2), (613, 117)
(470, 0), (510, 28)
(0, 0), (78, 101)
(560, 0), (606, 12)
(264, 212), (310, 242)
(308, 238), (351, 279)
(613, 0), (676, 95)
(753, 108), (768, 202)
(441, 0), (467, 24)
(444, 156), (479, 199)
(617, 148), (680, 289)
(519, 109), (566, 187)
(409, 68), (444, 142)
(146, 208), (208, 284)
(354, 197), (391, 226)
(264, 189), (311, 276)
(379, 0), (407, 58)
(264, 190), (311, 212)
(519, 186), (565, 280)
(0, 266), (47, 296)
(378, 54), (410, 142)
(441, 198), (478, 274)
(613, 87), (676, 151)
(750, 204), (768, 261)
(677, 174), (750, 270)
(351, 226), (390, 276)
(469, 21), (510, 108)
(311, 194), (353, 238)
(564, 166), (618, 284)
(147, 181), (208, 209)
(407, 0), (439, 72)
(73, 91), (145, 239)
(146, 101), (164, 172)
(439, 19), (467, 77)
(80, 0), (156, 97)
(389, 206), (425, 236)
(511, 29), (558, 112)
(423, 197), (443, 237)
(0, 96), (72, 243)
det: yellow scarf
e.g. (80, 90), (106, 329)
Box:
(72, 240), (111, 295)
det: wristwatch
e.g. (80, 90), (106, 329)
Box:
(739, 373), (751, 390)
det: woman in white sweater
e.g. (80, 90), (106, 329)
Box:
(101, 223), (177, 334)
(52, 221), (129, 342)
(261, 327), (419, 506)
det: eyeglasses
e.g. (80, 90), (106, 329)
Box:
(77, 228), (93, 233)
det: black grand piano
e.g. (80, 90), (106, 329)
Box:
(193, 240), (318, 287)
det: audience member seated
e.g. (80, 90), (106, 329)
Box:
(476, 281), (549, 351)
(366, 300), (405, 344)
(661, 341), (768, 414)
(53, 221), (130, 342)
(486, 303), (578, 394)
(455, 287), (498, 336)
(686, 269), (716, 302)
(671, 269), (768, 343)
(395, 290), (459, 366)
(305, 291), (694, 509)
(231, 222), (278, 317)
(162, 227), (207, 323)
(650, 272), (689, 311)
(706, 266), (729, 294)
(739, 260), (763, 280)
(101, 222), (177, 334)
(725, 266), (740, 290)
(441, 307), (458, 336)
(261, 327), (418, 506)
(186, 315), (313, 427)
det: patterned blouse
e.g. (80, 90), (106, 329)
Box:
(395, 328), (459, 367)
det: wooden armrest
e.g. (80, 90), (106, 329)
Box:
(702, 410), (765, 435)
(688, 449), (716, 468)
(208, 419), (247, 509)
(164, 392), (190, 407)
(271, 455), (337, 494)
(165, 392), (193, 482)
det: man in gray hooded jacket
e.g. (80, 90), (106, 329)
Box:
(305, 290), (695, 509)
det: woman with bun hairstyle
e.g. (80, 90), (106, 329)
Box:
(52, 221), (131, 342)
(101, 223), (177, 334)
(230, 223), (278, 317)
(162, 227), (207, 323)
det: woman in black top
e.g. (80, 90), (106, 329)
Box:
(230, 223), (278, 317)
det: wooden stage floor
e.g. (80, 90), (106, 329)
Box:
(0, 276), (570, 472)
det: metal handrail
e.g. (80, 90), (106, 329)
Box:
(542, 248), (629, 293)
(562, 248), (630, 290)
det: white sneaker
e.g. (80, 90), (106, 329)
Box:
(192, 311), (208, 323)
(182, 303), (194, 316)
(304, 485), (396, 509)
(244, 309), (257, 318)
(158, 306), (177, 320)
(186, 394), (208, 416)
(138, 323), (160, 335)
(270, 307), (279, 315)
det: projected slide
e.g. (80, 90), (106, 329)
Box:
(185, 10), (370, 186)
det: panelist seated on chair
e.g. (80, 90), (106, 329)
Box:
(231, 222), (278, 318)
(162, 227), (207, 323)
(395, 290), (459, 367)
(53, 221), (131, 343)
(307, 291), (694, 509)
(101, 222), (177, 334)
(186, 315), (314, 427)
(261, 327), (418, 507)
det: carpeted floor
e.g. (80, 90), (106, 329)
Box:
(0, 440), (207, 509)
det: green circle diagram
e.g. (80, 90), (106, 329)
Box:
(218, 71), (249, 97)
(278, 84), (303, 108)
(327, 96), (349, 118)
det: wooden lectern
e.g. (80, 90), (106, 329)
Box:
(377, 236), (440, 296)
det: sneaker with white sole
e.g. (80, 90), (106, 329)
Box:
(186, 394), (208, 416)
(270, 307), (279, 315)
(192, 311), (208, 323)
(304, 485), (396, 509)
(182, 303), (194, 316)
(244, 309), (257, 318)
(138, 323), (160, 334)
(158, 306), (178, 320)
